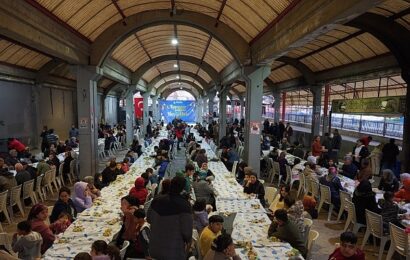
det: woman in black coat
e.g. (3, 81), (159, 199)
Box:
(352, 180), (380, 224)
(378, 169), (399, 192)
(49, 187), (77, 223)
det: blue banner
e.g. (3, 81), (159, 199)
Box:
(159, 100), (196, 123)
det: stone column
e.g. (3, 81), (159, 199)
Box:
(125, 91), (134, 145)
(273, 92), (281, 123)
(219, 89), (228, 138)
(208, 91), (216, 121)
(310, 85), (323, 140)
(322, 84), (331, 134)
(142, 92), (150, 134)
(76, 65), (102, 179)
(31, 85), (42, 149)
(243, 66), (271, 177)
(239, 97), (244, 120)
(152, 96), (158, 123)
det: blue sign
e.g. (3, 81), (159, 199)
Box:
(159, 100), (196, 123)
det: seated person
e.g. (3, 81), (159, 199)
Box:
(199, 215), (224, 257)
(269, 185), (290, 213)
(121, 158), (130, 172)
(341, 156), (358, 180)
(236, 161), (247, 184)
(195, 149), (208, 168)
(197, 162), (214, 181)
(14, 163), (31, 186)
(90, 240), (120, 260)
(268, 209), (307, 257)
(132, 209), (151, 259)
(204, 234), (241, 260)
(352, 180), (380, 225)
(157, 153), (170, 181)
(82, 176), (101, 200)
(116, 196), (140, 258)
(115, 162), (125, 176)
(319, 167), (346, 210)
(243, 171), (265, 207)
(394, 178), (410, 203)
(72, 182), (93, 213)
(192, 173), (216, 207)
(357, 158), (372, 182)
(284, 192), (306, 237)
(379, 191), (406, 230)
(328, 231), (365, 260)
(129, 177), (148, 204)
(378, 169), (399, 192)
(192, 199), (209, 235)
(101, 161), (117, 187)
(220, 147), (239, 171)
(277, 152), (289, 181)
(12, 221), (42, 259)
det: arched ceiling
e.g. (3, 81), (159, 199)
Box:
(162, 87), (198, 100)
(159, 81), (200, 98)
(156, 79), (204, 96)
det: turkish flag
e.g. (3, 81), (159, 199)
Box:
(134, 97), (143, 119)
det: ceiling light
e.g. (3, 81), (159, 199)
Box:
(171, 38), (178, 45)
(173, 64), (178, 68)
(176, 75), (179, 79)
(178, 82), (181, 85)
(180, 87), (183, 90)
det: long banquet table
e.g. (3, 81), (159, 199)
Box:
(191, 129), (300, 259)
(43, 132), (167, 259)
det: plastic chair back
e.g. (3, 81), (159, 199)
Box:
(120, 240), (130, 260)
(389, 223), (408, 257)
(306, 230), (319, 260)
(365, 209), (384, 238)
(22, 179), (35, 199)
(265, 187), (277, 205)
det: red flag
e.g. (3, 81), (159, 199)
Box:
(134, 97), (143, 119)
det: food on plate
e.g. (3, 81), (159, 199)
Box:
(103, 209), (113, 214)
(94, 199), (103, 206)
(269, 236), (281, 242)
(73, 225), (84, 232)
(93, 212), (102, 217)
(251, 204), (260, 209)
(57, 238), (70, 244)
(250, 218), (265, 224)
(103, 228), (112, 237)
(117, 191), (124, 196)
(235, 241), (247, 248)
(286, 248), (300, 257)
(106, 218), (120, 225)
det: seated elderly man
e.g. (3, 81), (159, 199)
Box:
(14, 163), (32, 185)
(341, 155), (358, 180)
(6, 149), (19, 167)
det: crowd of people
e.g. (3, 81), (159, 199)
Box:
(0, 117), (406, 260)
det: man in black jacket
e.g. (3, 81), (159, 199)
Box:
(147, 176), (192, 260)
(382, 138), (400, 172)
(243, 171), (265, 207)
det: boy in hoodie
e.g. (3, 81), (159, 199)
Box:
(133, 209), (151, 259)
(129, 177), (148, 204)
(12, 220), (43, 259)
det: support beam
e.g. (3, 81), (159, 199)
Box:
(0, 0), (89, 64)
(91, 10), (249, 67)
(145, 71), (209, 93)
(125, 91), (134, 145)
(281, 92), (286, 122)
(322, 85), (330, 134)
(151, 96), (158, 123)
(103, 58), (132, 85)
(76, 66), (102, 179)
(251, 0), (383, 64)
(273, 92), (281, 123)
(36, 59), (64, 84)
(243, 65), (271, 177)
(219, 88), (228, 139)
(142, 93), (150, 135)
(310, 85), (322, 140)
(207, 91), (216, 120)
(156, 79), (204, 96)
(161, 87), (199, 100)
(277, 56), (316, 85)
(133, 55), (219, 85)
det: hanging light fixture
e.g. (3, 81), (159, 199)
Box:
(171, 38), (178, 45)
(173, 64), (178, 68)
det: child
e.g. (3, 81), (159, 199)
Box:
(133, 209), (151, 259)
(12, 220), (42, 259)
(193, 199), (209, 234)
(50, 212), (72, 234)
(329, 231), (365, 260)
(74, 252), (92, 260)
(378, 191), (406, 230)
(90, 240), (120, 260)
(115, 196), (139, 258)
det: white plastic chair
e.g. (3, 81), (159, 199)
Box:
(119, 240), (130, 260)
(231, 161), (238, 177)
(22, 179), (36, 206)
(50, 167), (59, 191)
(42, 169), (54, 196)
(285, 165), (292, 184)
(386, 223), (408, 260)
(344, 199), (366, 234)
(8, 184), (24, 219)
(337, 190), (351, 221)
(35, 175), (44, 202)
(306, 230), (319, 260)
(0, 232), (11, 253)
(304, 218), (313, 243)
(265, 187), (277, 206)
(317, 184), (334, 221)
(45, 206), (54, 226)
(273, 161), (281, 186)
(310, 178), (320, 200)
(361, 210), (389, 260)
(0, 191), (11, 224)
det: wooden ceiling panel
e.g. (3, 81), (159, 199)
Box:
(197, 69), (212, 84)
(99, 78), (114, 89)
(396, 14), (410, 31)
(0, 39), (51, 70)
(269, 65), (301, 83)
(120, 1), (170, 16)
(369, 0), (410, 17)
(233, 83), (246, 93)
(111, 35), (150, 71)
(179, 61), (199, 75)
(50, 63), (75, 80)
(142, 68), (160, 83)
(203, 38), (234, 72)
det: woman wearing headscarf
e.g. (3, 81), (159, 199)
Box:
(27, 204), (55, 254)
(319, 167), (346, 210)
(378, 169), (399, 192)
(49, 186), (77, 223)
(72, 181), (93, 213)
(129, 177), (148, 204)
(352, 180), (380, 224)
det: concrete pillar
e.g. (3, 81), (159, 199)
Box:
(142, 93), (150, 134)
(125, 92), (134, 145)
(208, 92), (216, 120)
(76, 65), (102, 179)
(239, 97), (244, 120)
(402, 73), (410, 172)
(31, 85), (42, 149)
(281, 92), (286, 121)
(310, 85), (322, 140)
(152, 96), (158, 123)
(322, 85), (330, 134)
(243, 66), (271, 177)
(273, 92), (281, 123)
(219, 89), (227, 138)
